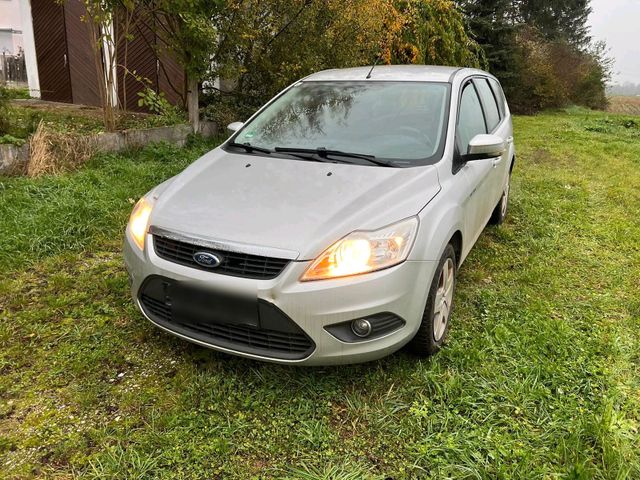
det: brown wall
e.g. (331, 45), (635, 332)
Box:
(116, 9), (186, 112)
(31, 0), (185, 111)
(64, 0), (101, 106)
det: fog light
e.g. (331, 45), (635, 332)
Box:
(351, 318), (372, 338)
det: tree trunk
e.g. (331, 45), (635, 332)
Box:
(187, 75), (199, 133)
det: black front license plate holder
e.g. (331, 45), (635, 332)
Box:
(168, 282), (260, 329)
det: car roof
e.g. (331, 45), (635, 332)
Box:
(302, 65), (485, 83)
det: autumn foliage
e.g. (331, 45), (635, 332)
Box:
(206, 0), (482, 123)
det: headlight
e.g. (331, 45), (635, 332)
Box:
(128, 196), (154, 250)
(301, 216), (419, 281)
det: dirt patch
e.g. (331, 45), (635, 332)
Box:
(607, 96), (640, 116)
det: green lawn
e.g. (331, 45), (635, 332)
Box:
(1, 101), (185, 146)
(1, 111), (639, 479)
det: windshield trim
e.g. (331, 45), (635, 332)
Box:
(222, 80), (452, 168)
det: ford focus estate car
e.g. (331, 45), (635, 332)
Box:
(124, 65), (515, 365)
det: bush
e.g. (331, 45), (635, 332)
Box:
(0, 86), (10, 135)
(506, 27), (611, 114)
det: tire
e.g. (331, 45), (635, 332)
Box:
(409, 244), (456, 356)
(489, 173), (511, 225)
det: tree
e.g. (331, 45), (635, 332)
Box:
(210, 0), (400, 119)
(456, 0), (518, 87)
(392, 0), (484, 67)
(517, 0), (592, 49)
(460, 0), (609, 113)
(81, 0), (133, 131)
(139, 0), (224, 132)
(205, 0), (485, 124)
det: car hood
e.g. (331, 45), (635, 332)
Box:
(150, 148), (441, 260)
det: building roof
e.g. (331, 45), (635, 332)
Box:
(303, 65), (475, 83)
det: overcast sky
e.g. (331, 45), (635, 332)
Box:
(589, 0), (640, 84)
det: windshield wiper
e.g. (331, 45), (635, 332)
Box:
(227, 142), (272, 154)
(274, 147), (397, 167)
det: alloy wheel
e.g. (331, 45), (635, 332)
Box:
(501, 178), (510, 218)
(433, 257), (454, 341)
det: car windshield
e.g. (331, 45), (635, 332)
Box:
(231, 81), (451, 165)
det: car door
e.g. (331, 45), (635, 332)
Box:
(456, 80), (494, 245)
(474, 78), (510, 204)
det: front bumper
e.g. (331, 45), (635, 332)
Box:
(124, 230), (437, 365)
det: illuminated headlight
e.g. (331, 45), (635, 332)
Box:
(127, 196), (154, 250)
(301, 216), (419, 281)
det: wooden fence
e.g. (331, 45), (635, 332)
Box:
(0, 53), (28, 86)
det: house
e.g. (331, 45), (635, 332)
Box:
(1, 0), (27, 85)
(0, 0), (24, 55)
(17, 0), (185, 111)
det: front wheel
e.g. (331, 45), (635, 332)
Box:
(489, 174), (511, 225)
(409, 244), (456, 356)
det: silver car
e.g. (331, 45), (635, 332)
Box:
(124, 65), (515, 365)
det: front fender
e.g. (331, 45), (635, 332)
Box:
(410, 194), (464, 263)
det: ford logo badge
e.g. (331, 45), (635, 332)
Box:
(193, 251), (222, 268)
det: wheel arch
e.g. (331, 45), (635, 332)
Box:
(449, 230), (463, 267)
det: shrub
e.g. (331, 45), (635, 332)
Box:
(506, 27), (611, 114)
(0, 86), (10, 135)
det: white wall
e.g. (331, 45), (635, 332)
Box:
(0, 0), (22, 28)
(0, 0), (23, 54)
(18, 0), (39, 96)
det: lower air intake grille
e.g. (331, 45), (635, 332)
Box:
(139, 276), (314, 360)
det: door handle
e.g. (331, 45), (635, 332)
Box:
(506, 136), (514, 144)
(492, 157), (502, 168)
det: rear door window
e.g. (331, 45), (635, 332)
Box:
(488, 78), (506, 118)
(475, 79), (501, 132)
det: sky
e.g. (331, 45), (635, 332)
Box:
(589, 0), (640, 84)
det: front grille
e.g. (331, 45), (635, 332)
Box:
(139, 276), (314, 360)
(153, 235), (290, 280)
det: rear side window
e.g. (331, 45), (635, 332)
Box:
(457, 83), (487, 152)
(475, 79), (501, 131)
(488, 78), (506, 118)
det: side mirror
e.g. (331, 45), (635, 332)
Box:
(462, 134), (506, 161)
(227, 121), (244, 135)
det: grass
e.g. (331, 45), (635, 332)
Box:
(1, 101), (186, 145)
(1, 110), (639, 479)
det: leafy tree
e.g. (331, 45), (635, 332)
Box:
(392, 0), (484, 67)
(507, 26), (612, 113)
(210, 0), (400, 121)
(206, 0), (484, 124)
(460, 0), (609, 113)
